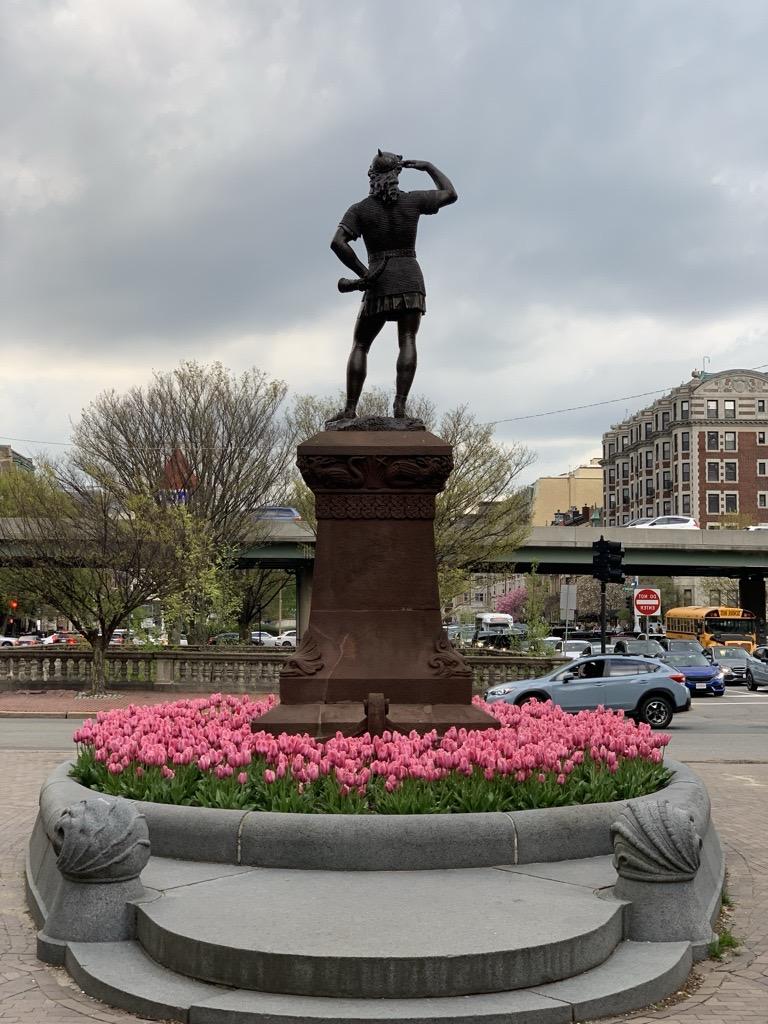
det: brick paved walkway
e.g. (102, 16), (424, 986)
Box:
(0, 742), (765, 1021)
(0, 689), (237, 718)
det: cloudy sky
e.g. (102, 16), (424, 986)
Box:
(4, 0), (768, 484)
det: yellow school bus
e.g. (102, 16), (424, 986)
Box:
(664, 606), (757, 652)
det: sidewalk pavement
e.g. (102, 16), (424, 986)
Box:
(0, 705), (766, 1022)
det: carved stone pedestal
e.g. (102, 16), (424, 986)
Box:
(256, 429), (498, 739)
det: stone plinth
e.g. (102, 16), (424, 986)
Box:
(256, 429), (498, 737)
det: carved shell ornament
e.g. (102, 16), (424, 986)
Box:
(53, 797), (150, 881)
(428, 631), (473, 678)
(611, 800), (702, 882)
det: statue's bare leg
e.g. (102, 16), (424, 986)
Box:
(393, 311), (421, 418)
(329, 310), (387, 421)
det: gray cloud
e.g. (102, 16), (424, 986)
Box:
(4, 0), (768, 482)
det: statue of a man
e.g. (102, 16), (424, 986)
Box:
(330, 151), (457, 420)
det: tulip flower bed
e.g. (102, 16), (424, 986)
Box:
(69, 693), (672, 814)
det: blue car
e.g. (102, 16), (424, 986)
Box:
(659, 652), (725, 697)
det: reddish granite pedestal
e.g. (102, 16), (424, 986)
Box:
(256, 429), (499, 739)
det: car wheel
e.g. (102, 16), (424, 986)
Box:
(713, 690), (725, 697)
(515, 693), (547, 707)
(638, 695), (674, 729)
(746, 671), (757, 692)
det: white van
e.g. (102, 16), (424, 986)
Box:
(474, 613), (514, 634)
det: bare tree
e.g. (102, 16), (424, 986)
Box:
(289, 390), (534, 604)
(71, 361), (297, 638)
(0, 464), (189, 693)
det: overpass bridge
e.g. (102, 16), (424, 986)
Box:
(4, 520), (768, 623)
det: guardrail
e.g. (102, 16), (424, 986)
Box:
(0, 648), (566, 696)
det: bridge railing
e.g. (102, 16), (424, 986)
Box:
(0, 648), (566, 697)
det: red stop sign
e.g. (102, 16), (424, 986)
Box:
(634, 588), (661, 616)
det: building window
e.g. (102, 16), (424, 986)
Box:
(608, 468), (616, 485)
(707, 492), (720, 514)
(759, 432), (766, 445)
(474, 592), (484, 603)
(646, 506), (653, 517)
(707, 431), (719, 451)
(622, 514), (629, 524)
(683, 588), (693, 603)
(710, 590), (721, 605)
(758, 400), (766, 414)
(681, 431), (690, 452)
(663, 472), (672, 490)
(682, 494), (691, 514)
(608, 441), (615, 457)
(645, 422), (652, 438)
(707, 400), (719, 418)
(645, 449), (653, 468)
(608, 494), (616, 508)
(661, 411), (670, 430)
(706, 462), (719, 482)
(724, 493), (738, 514)
(682, 462), (690, 482)
(662, 441), (671, 459)
(621, 462), (629, 479)
(724, 399), (736, 419)
(663, 501), (671, 515)
(723, 461), (737, 482)
(680, 400), (690, 420)
(674, 465), (679, 484)
(622, 488), (630, 504)
(724, 432), (737, 451)
(621, 435), (628, 450)
(674, 434), (678, 453)
(759, 461), (767, 476)
(759, 492), (768, 509)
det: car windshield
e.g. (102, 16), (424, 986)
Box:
(664, 653), (709, 667)
(711, 647), (746, 661)
(705, 617), (754, 634)
(565, 641), (588, 651)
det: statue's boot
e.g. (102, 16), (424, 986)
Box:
(327, 406), (357, 423)
(393, 395), (408, 418)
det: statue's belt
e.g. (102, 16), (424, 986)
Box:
(368, 248), (417, 261)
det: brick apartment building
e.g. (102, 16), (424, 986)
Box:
(602, 369), (768, 528)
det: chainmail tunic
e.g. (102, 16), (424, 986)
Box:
(339, 190), (441, 318)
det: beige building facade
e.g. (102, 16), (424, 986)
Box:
(531, 460), (603, 527)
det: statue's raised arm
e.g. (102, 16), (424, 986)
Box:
(328, 150), (458, 424)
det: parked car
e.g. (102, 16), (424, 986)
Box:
(484, 654), (691, 728)
(274, 630), (297, 648)
(0, 636), (19, 647)
(16, 634), (41, 646)
(251, 631), (277, 647)
(625, 515), (699, 529)
(207, 632), (242, 646)
(657, 651), (725, 697)
(709, 646), (750, 684)
(547, 639), (593, 659)
(475, 631), (513, 650)
(42, 631), (80, 646)
(744, 647), (768, 691)
(613, 638), (665, 658)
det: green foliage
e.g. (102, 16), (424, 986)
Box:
(708, 928), (740, 960)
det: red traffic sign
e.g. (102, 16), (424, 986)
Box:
(634, 588), (661, 616)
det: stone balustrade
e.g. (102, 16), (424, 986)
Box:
(0, 647), (563, 695)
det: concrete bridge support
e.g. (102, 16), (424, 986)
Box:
(739, 574), (766, 642)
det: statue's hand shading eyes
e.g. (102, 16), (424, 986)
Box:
(402, 159), (428, 170)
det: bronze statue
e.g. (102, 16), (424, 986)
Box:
(330, 151), (457, 421)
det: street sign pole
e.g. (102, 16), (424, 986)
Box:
(600, 581), (607, 654)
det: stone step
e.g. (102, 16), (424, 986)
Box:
(65, 938), (693, 1024)
(135, 865), (625, 998)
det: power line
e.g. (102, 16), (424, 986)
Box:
(3, 363), (768, 446)
(484, 362), (768, 426)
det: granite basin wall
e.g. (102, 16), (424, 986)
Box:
(32, 758), (715, 874)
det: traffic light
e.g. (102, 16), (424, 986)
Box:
(9, 600), (17, 611)
(592, 536), (625, 584)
